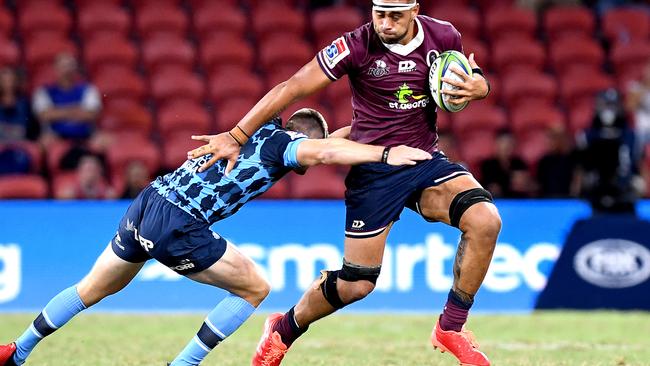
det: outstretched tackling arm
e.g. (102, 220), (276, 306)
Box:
(188, 59), (333, 173)
(295, 138), (432, 167)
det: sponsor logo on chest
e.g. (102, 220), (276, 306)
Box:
(398, 60), (417, 73)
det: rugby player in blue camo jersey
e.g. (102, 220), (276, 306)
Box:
(187, 1), (502, 365)
(0, 108), (431, 366)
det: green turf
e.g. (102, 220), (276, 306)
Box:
(1, 312), (649, 365)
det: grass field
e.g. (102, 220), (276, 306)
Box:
(1, 312), (649, 366)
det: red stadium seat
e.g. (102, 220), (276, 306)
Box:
(452, 103), (508, 137)
(610, 40), (650, 77)
(45, 140), (73, 175)
(259, 35), (313, 72)
(428, 5), (481, 40)
(510, 103), (565, 138)
(560, 70), (615, 107)
(484, 6), (537, 42)
(330, 101), (353, 131)
(291, 165), (345, 199)
(312, 5), (364, 37)
(214, 97), (257, 132)
(516, 129), (551, 167)
(200, 35), (254, 75)
(0, 9), (14, 37)
(106, 137), (161, 177)
(459, 131), (496, 173)
(0, 175), (48, 199)
(461, 38), (490, 71)
(548, 37), (605, 75)
(24, 36), (77, 71)
(252, 4), (306, 41)
(324, 75), (352, 106)
(100, 101), (153, 137)
(260, 177), (290, 199)
(568, 102), (595, 135)
(150, 69), (206, 105)
(18, 4), (72, 39)
(492, 37), (545, 74)
(209, 70), (264, 106)
(84, 36), (138, 76)
(142, 35), (195, 75)
(158, 101), (212, 138)
(602, 8), (650, 44)
(193, 3), (246, 42)
(543, 6), (595, 40)
(136, 5), (188, 38)
(501, 71), (558, 108)
(161, 135), (203, 170)
(74, 0), (121, 9)
(78, 4), (130, 40)
(0, 37), (19, 67)
(93, 67), (147, 104)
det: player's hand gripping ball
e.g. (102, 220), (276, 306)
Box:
(429, 50), (473, 113)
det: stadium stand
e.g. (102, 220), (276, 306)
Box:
(0, 0), (647, 199)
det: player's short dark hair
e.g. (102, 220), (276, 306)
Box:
(286, 108), (329, 139)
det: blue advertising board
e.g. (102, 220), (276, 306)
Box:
(0, 199), (624, 313)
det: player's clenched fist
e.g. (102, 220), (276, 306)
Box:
(187, 132), (241, 173)
(386, 145), (433, 166)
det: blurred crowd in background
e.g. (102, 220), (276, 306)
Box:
(0, 0), (649, 211)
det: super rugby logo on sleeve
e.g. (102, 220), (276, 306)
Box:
(323, 37), (350, 69)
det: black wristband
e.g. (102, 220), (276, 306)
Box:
(228, 131), (244, 146)
(381, 146), (391, 164)
(472, 67), (491, 98)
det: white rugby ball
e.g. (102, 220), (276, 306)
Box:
(429, 50), (473, 113)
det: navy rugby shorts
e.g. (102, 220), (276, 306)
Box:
(110, 185), (227, 274)
(344, 152), (470, 238)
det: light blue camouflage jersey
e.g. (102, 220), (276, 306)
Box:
(152, 119), (307, 223)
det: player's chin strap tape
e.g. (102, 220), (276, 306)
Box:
(449, 188), (493, 228)
(318, 259), (382, 309)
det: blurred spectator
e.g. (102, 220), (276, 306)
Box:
(32, 53), (102, 143)
(121, 161), (151, 199)
(576, 88), (644, 213)
(537, 127), (579, 198)
(0, 67), (35, 142)
(625, 60), (650, 151)
(57, 153), (115, 199)
(480, 129), (534, 198)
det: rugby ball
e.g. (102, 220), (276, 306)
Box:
(429, 50), (473, 113)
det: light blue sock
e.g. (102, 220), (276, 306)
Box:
(13, 286), (87, 365)
(170, 294), (256, 366)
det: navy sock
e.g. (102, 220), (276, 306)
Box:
(272, 307), (307, 347)
(439, 290), (473, 332)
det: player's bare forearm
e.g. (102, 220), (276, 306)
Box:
(329, 126), (351, 139)
(296, 138), (432, 167)
(237, 58), (332, 135)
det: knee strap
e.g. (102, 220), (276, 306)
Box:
(319, 270), (345, 309)
(339, 258), (381, 285)
(318, 260), (382, 309)
(449, 188), (493, 228)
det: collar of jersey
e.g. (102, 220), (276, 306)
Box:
(381, 17), (423, 56)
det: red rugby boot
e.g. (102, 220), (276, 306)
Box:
(251, 313), (288, 366)
(0, 343), (17, 366)
(431, 318), (490, 366)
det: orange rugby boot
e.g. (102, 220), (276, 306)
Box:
(251, 313), (288, 366)
(431, 318), (490, 366)
(0, 343), (17, 366)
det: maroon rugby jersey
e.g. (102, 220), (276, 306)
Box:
(316, 15), (462, 153)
